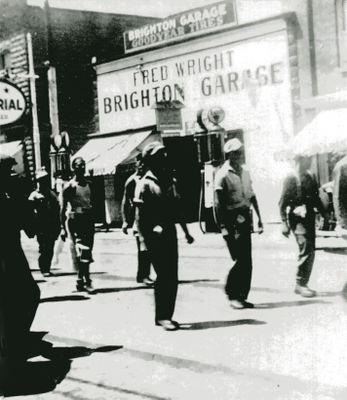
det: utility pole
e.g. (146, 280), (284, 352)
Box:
(45, 0), (60, 138)
(26, 32), (41, 170)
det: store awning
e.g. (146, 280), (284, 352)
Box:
(292, 108), (347, 157)
(0, 140), (24, 175)
(73, 130), (156, 176)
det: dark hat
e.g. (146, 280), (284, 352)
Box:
(142, 141), (165, 163)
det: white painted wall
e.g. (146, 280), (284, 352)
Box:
(97, 26), (294, 221)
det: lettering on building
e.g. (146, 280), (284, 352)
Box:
(123, 1), (237, 53)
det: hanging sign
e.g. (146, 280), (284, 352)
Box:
(123, 1), (237, 53)
(0, 80), (27, 126)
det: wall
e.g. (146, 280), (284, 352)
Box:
(97, 18), (295, 221)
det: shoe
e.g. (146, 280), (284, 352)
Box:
(229, 300), (246, 309)
(242, 300), (254, 308)
(142, 278), (155, 286)
(155, 320), (180, 331)
(85, 281), (95, 294)
(42, 272), (51, 277)
(76, 280), (85, 292)
(295, 284), (316, 298)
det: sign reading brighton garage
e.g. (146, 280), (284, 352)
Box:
(0, 80), (27, 126)
(123, 1), (237, 53)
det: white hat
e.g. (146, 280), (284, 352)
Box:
(223, 138), (243, 153)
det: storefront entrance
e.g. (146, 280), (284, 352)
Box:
(163, 135), (201, 222)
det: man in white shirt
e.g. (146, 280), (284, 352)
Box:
(61, 157), (95, 293)
(214, 138), (263, 309)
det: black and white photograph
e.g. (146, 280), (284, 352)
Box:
(0, 0), (347, 398)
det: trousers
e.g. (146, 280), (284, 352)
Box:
(290, 214), (316, 286)
(67, 214), (94, 283)
(143, 225), (178, 321)
(135, 236), (151, 282)
(223, 209), (253, 301)
(37, 232), (58, 274)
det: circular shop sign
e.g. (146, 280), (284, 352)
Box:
(207, 106), (225, 125)
(0, 80), (27, 126)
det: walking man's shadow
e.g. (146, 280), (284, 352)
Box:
(1, 332), (122, 397)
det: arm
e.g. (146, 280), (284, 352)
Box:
(250, 195), (263, 234)
(310, 172), (326, 218)
(121, 177), (135, 234)
(60, 186), (69, 241)
(179, 222), (194, 244)
(279, 176), (293, 237)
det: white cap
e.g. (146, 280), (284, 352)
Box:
(223, 138), (243, 153)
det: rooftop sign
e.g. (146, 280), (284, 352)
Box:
(123, 1), (237, 53)
(0, 80), (27, 126)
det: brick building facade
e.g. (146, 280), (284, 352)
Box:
(0, 0), (157, 176)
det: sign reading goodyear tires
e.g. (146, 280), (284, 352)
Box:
(0, 80), (27, 126)
(123, 1), (237, 53)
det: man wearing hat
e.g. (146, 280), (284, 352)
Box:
(121, 154), (154, 286)
(134, 141), (194, 331)
(29, 167), (61, 277)
(214, 138), (263, 309)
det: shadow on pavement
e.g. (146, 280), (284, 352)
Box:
(40, 294), (90, 303)
(0, 332), (122, 397)
(1, 357), (71, 397)
(316, 246), (347, 255)
(342, 282), (347, 302)
(49, 271), (106, 277)
(256, 299), (328, 309)
(93, 286), (153, 294)
(179, 279), (219, 285)
(180, 319), (266, 330)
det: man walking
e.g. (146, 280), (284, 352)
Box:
(60, 157), (95, 293)
(135, 141), (193, 331)
(279, 155), (325, 297)
(214, 138), (263, 309)
(29, 168), (60, 277)
(121, 155), (153, 285)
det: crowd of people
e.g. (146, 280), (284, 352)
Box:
(0, 136), (343, 360)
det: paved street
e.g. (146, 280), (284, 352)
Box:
(12, 224), (347, 399)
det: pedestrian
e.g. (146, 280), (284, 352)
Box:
(134, 141), (194, 331)
(29, 168), (61, 277)
(121, 155), (154, 286)
(279, 155), (326, 297)
(332, 154), (347, 229)
(60, 157), (95, 293)
(214, 138), (263, 309)
(0, 154), (40, 360)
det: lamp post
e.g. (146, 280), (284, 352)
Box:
(49, 130), (70, 187)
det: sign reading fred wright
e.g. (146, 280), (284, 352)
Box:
(123, 1), (237, 53)
(0, 81), (27, 126)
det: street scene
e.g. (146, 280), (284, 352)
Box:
(1, 0), (347, 398)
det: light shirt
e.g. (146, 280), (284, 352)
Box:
(64, 178), (92, 215)
(214, 161), (254, 210)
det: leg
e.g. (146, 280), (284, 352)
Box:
(224, 217), (252, 302)
(136, 237), (151, 282)
(293, 220), (316, 297)
(37, 235), (48, 274)
(146, 226), (178, 322)
(295, 232), (315, 286)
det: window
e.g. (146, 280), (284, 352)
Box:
(0, 51), (11, 72)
